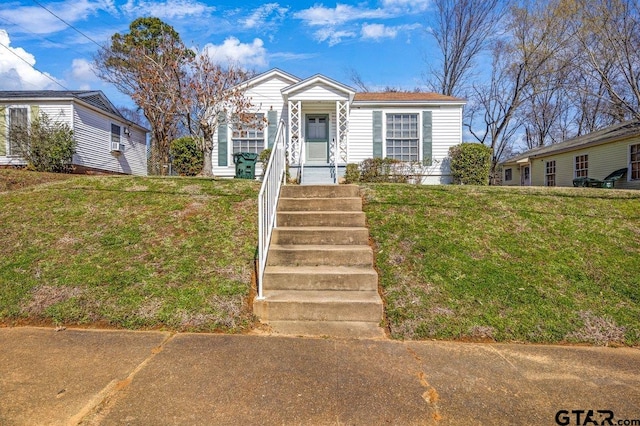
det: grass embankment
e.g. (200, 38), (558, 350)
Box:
(0, 170), (259, 332)
(363, 184), (640, 346)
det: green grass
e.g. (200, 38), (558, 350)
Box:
(362, 184), (640, 346)
(0, 170), (260, 332)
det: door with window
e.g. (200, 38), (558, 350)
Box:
(305, 115), (329, 163)
(520, 165), (531, 186)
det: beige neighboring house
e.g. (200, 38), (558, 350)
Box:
(500, 120), (640, 189)
(0, 91), (148, 175)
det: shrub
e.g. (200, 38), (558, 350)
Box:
(344, 163), (360, 183)
(449, 143), (492, 185)
(14, 113), (76, 173)
(170, 137), (203, 176)
(360, 158), (408, 183)
(258, 148), (272, 165)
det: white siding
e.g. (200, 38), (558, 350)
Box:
(288, 84), (350, 102)
(73, 103), (147, 175)
(348, 104), (463, 183)
(212, 75), (292, 177)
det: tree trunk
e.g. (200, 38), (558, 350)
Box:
(201, 146), (214, 177)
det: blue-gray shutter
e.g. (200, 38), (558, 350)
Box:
(217, 113), (228, 166)
(267, 110), (278, 148)
(422, 111), (433, 166)
(372, 110), (383, 158)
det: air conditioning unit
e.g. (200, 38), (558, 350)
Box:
(110, 142), (125, 152)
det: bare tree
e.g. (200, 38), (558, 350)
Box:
(183, 51), (253, 176)
(425, 0), (503, 96)
(94, 17), (193, 175)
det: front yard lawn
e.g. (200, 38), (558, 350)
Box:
(0, 171), (259, 332)
(363, 184), (640, 346)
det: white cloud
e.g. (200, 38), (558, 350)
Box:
(122, 0), (215, 20)
(294, 4), (388, 27)
(381, 0), (431, 13)
(361, 23), (397, 40)
(0, 0), (114, 35)
(314, 28), (357, 46)
(361, 23), (422, 41)
(241, 3), (288, 30)
(0, 30), (61, 90)
(203, 37), (267, 69)
(70, 58), (97, 83)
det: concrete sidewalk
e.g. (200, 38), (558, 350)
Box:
(1, 327), (639, 425)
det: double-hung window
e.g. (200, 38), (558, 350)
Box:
(232, 113), (265, 154)
(386, 113), (419, 162)
(631, 143), (640, 180)
(504, 168), (513, 181)
(575, 154), (588, 178)
(8, 107), (28, 157)
(545, 160), (556, 186)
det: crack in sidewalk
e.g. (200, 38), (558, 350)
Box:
(406, 345), (443, 423)
(69, 332), (176, 426)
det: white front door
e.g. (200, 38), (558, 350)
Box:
(521, 165), (531, 186)
(305, 115), (329, 163)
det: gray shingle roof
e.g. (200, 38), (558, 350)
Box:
(0, 90), (123, 118)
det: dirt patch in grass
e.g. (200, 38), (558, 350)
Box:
(21, 285), (84, 316)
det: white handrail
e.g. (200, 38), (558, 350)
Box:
(257, 120), (287, 299)
(299, 137), (305, 184)
(333, 138), (338, 184)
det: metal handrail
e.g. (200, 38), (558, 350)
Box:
(299, 136), (305, 184)
(257, 120), (287, 299)
(333, 138), (338, 183)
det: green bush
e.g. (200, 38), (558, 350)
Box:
(449, 143), (492, 185)
(14, 113), (76, 173)
(170, 137), (203, 176)
(360, 158), (408, 183)
(344, 163), (360, 183)
(258, 148), (272, 165)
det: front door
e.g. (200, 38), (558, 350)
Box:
(521, 165), (531, 186)
(305, 115), (329, 163)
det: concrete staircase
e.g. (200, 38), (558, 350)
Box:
(253, 185), (385, 338)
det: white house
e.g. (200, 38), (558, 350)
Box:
(212, 69), (466, 184)
(0, 91), (148, 175)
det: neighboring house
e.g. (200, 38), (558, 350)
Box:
(501, 120), (640, 189)
(0, 91), (148, 175)
(212, 69), (466, 184)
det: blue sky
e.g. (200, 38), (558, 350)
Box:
(0, 0), (438, 109)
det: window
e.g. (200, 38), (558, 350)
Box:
(545, 160), (556, 186)
(386, 113), (419, 162)
(505, 168), (513, 181)
(575, 154), (588, 178)
(631, 143), (640, 180)
(8, 107), (28, 156)
(232, 113), (265, 154)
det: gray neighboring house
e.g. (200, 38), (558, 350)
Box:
(0, 91), (148, 175)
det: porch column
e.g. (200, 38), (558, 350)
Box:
(335, 100), (349, 164)
(288, 100), (302, 165)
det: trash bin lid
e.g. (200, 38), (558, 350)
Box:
(603, 167), (627, 182)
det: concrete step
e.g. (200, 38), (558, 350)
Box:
(277, 211), (366, 227)
(267, 245), (373, 267)
(280, 185), (360, 199)
(253, 290), (383, 322)
(266, 320), (386, 339)
(263, 266), (378, 291)
(278, 197), (362, 212)
(271, 227), (369, 245)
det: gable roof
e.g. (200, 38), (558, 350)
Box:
(0, 90), (123, 117)
(354, 92), (465, 103)
(281, 74), (356, 100)
(502, 120), (640, 165)
(240, 68), (300, 89)
(0, 90), (148, 132)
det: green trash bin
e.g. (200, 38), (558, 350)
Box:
(233, 152), (259, 179)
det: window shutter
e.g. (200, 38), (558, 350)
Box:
(267, 110), (278, 148)
(0, 107), (5, 156)
(372, 110), (382, 158)
(422, 111), (433, 166)
(30, 105), (40, 121)
(217, 113), (228, 166)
